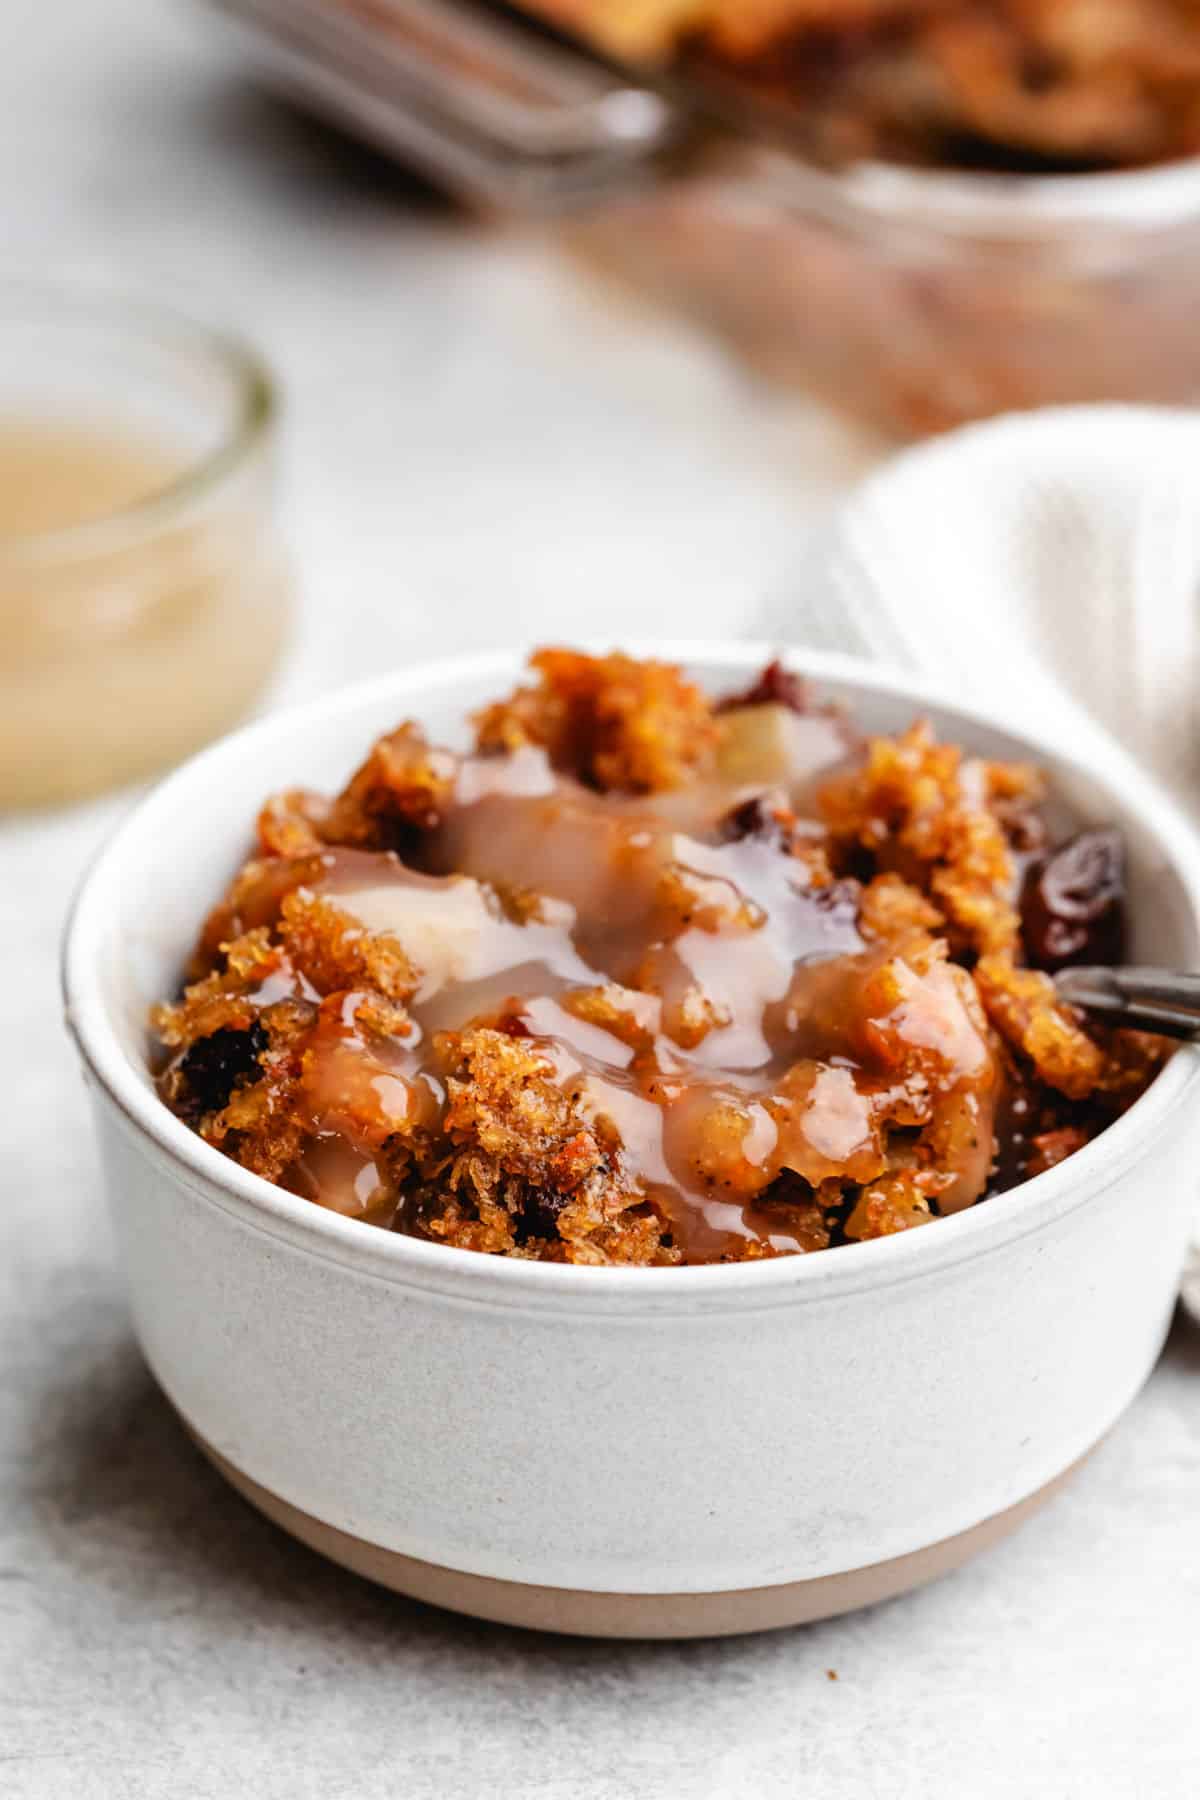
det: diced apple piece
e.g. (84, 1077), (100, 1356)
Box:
(717, 704), (849, 788)
(331, 874), (498, 1000)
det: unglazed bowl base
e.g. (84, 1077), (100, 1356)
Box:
(186, 1422), (1092, 1640)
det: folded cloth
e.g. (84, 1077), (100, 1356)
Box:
(794, 405), (1200, 817)
(791, 405), (1200, 1279)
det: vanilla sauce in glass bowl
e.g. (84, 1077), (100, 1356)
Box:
(0, 287), (289, 809)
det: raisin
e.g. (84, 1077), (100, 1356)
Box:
(835, 840), (877, 885)
(757, 1169), (814, 1209)
(1020, 829), (1126, 972)
(179, 1022), (268, 1117)
(1017, 45), (1066, 95)
(717, 659), (812, 715)
(719, 790), (792, 846)
(513, 1186), (566, 1244)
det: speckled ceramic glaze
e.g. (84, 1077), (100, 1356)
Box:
(63, 646), (1200, 1637)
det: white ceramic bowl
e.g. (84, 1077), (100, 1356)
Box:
(63, 644), (1200, 1638)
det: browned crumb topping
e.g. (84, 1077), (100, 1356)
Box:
(153, 649), (1165, 1265)
(818, 719), (1038, 957)
(474, 645), (720, 793)
(523, 0), (1200, 172)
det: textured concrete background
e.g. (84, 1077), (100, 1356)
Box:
(2, 5), (1198, 1795)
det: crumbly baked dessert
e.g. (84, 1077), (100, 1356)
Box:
(527, 0), (1200, 170)
(153, 650), (1163, 1265)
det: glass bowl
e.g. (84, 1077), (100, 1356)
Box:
(0, 282), (289, 808)
(563, 146), (1200, 438)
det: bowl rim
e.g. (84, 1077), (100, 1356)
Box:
(62, 640), (1200, 1311)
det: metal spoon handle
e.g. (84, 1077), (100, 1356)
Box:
(1054, 966), (1200, 1039)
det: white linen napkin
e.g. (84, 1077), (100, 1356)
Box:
(788, 404), (1200, 1290)
(792, 405), (1200, 818)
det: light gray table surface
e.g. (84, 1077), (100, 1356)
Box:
(3, 6), (1198, 1796)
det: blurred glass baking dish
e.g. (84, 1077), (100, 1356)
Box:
(207, 0), (1200, 437)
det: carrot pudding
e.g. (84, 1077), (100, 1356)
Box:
(153, 650), (1164, 1265)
